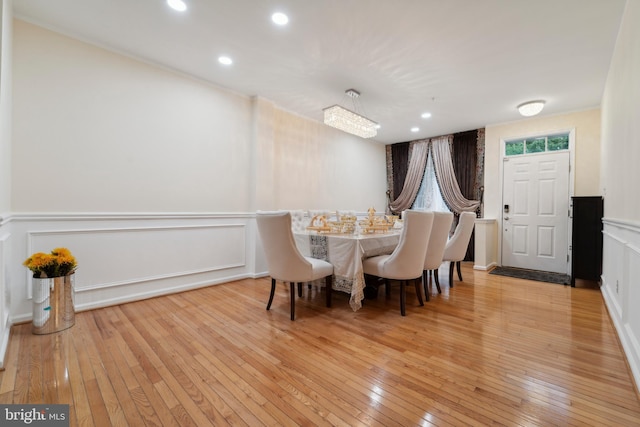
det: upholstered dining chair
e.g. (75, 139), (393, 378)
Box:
(256, 211), (334, 320)
(336, 210), (357, 219)
(442, 211), (476, 288)
(289, 209), (307, 232)
(309, 210), (334, 220)
(362, 210), (434, 316)
(422, 211), (454, 300)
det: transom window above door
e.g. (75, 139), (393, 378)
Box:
(505, 133), (569, 156)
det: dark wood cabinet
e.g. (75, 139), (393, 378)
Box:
(571, 196), (603, 286)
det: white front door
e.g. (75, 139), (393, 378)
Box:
(501, 151), (570, 274)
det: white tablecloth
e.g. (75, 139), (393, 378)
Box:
(294, 231), (401, 311)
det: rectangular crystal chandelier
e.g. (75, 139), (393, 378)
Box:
(323, 89), (378, 139)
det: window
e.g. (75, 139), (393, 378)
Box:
(412, 154), (451, 212)
(505, 133), (569, 156)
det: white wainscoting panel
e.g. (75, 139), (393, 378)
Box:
(624, 242), (640, 384)
(601, 218), (640, 391)
(0, 230), (11, 369)
(10, 213), (256, 323)
(27, 224), (245, 293)
(601, 229), (626, 318)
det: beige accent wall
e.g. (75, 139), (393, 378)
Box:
(266, 106), (387, 212)
(484, 108), (601, 220)
(252, 97), (388, 212)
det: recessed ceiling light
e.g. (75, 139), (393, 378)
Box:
(411, 127), (420, 132)
(218, 56), (233, 65)
(272, 12), (289, 26)
(421, 112), (432, 119)
(375, 124), (381, 129)
(167, 0), (187, 12)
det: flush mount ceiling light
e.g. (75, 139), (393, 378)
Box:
(323, 89), (378, 139)
(167, 0), (187, 12)
(517, 100), (545, 117)
(272, 12), (289, 26)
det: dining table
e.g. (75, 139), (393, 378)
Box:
(294, 228), (401, 311)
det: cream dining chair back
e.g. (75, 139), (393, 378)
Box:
(289, 209), (307, 232)
(337, 210), (357, 220)
(422, 211), (454, 299)
(442, 211), (476, 287)
(362, 210), (434, 316)
(256, 211), (334, 320)
(309, 210), (334, 221)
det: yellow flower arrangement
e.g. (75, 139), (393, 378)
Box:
(23, 247), (77, 278)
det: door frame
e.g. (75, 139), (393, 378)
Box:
(498, 128), (576, 275)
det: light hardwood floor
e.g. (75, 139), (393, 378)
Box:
(1, 264), (639, 426)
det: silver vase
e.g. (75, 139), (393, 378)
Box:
(32, 273), (75, 334)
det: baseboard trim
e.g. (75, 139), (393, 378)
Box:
(474, 262), (497, 271)
(10, 272), (257, 325)
(0, 322), (12, 370)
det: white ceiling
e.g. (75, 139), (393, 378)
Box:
(13, 0), (626, 144)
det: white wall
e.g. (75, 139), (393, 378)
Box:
(12, 20), (254, 213)
(12, 19), (387, 215)
(0, 0), (13, 369)
(5, 18), (388, 338)
(0, 0), (11, 215)
(600, 0), (640, 389)
(601, 3), (640, 221)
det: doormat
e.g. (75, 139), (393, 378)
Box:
(489, 266), (571, 285)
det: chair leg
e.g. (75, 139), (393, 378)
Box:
(298, 282), (303, 297)
(385, 279), (391, 297)
(267, 278), (276, 310)
(290, 282), (296, 320)
(400, 280), (406, 316)
(449, 262), (455, 288)
(456, 261), (463, 281)
(325, 275), (332, 308)
(414, 278), (424, 306)
(422, 270), (430, 302)
(433, 269), (442, 294)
